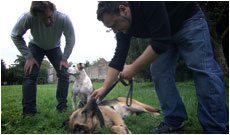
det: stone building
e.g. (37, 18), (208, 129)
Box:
(85, 58), (109, 80)
(47, 58), (109, 83)
(48, 67), (57, 83)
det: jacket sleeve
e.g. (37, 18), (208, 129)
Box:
(11, 13), (32, 59)
(62, 15), (75, 60)
(109, 32), (131, 71)
(142, 2), (172, 54)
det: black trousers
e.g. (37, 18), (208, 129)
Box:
(22, 43), (69, 114)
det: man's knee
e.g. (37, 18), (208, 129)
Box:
(57, 68), (69, 80)
(23, 68), (40, 81)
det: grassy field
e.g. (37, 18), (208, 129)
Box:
(1, 80), (229, 134)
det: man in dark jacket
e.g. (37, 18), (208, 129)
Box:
(91, 1), (229, 134)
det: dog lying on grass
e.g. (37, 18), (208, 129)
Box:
(67, 63), (93, 110)
(63, 97), (160, 134)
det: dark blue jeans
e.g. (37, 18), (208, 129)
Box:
(150, 9), (229, 133)
(22, 43), (69, 114)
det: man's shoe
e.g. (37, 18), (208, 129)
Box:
(58, 108), (67, 113)
(150, 122), (184, 134)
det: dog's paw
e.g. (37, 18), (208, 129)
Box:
(77, 101), (86, 108)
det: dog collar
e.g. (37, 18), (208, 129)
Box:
(95, 106), (104, 128)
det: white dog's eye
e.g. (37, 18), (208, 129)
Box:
(73, 65), (75, 67)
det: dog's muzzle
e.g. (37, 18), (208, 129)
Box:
(73, 124), (89, 134)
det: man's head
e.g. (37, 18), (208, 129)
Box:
(97, 1), (132, 34)
(30, 1), (56, 27)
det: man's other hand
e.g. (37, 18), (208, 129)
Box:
(59, 59), (69, 70)
(24, 57), (39, 74)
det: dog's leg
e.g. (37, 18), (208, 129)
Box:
(72, 94), (76, 110)
(77, 100), (86, 108)
(109, 111), (132, 134)
(86, 95), (91, 104)
(117, 97), (160, 116)
(134, 101), (160, 116)
(111, 125), (131, 134)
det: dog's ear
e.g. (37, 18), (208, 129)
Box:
(82, 97), (98, 116)
(61, 117), (70, 128)
(77, 63), (84, 71)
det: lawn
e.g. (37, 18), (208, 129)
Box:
(1, 80), (229, 134)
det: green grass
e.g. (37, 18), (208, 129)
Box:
(1, 80), (229, 134)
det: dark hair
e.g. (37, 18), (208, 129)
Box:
(30, 1), (56, 16)
(97, 1), (129, 21)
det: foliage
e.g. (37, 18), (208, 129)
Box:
(199, 1), (229, 36)
(199, 1), (229, 76)
(1, 81), (229, 133)
(1, 59), (8, 84)
(7, 55), (25, 84)
(2, 55), (50, 85)
(84, 60), (90, 67)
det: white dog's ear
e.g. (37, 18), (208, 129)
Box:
(78, 63), (84, 71)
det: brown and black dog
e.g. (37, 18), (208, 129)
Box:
(63, 97), (160, 134)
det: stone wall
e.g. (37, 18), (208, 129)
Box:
(47, 58), (109, 83)
(85, 58), (109, 80)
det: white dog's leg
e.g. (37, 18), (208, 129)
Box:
(72, 94), (76, 110)
(87, 95), (91, 103)
(77, 100), (85, 108)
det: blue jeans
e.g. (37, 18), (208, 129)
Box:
(22, 43), (69, 114)
(150, 9), (229, 133)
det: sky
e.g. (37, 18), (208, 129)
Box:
(0, 0), (117, 68)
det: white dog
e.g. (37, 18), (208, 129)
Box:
(67, 63), (93, 110)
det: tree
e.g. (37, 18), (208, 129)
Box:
(8, 55), (25, 84)
(84, 60), (90, 67)
(6, 55), (51, 85)
(199, 1), (229, 77)
(1, 59), (8, 85)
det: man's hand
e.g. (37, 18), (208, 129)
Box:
(24, 57), (39, 74)
(91, 87), (107, 99)
(121, 64), (137, 80)
(59, 59), (69, 70)
(121, 45), (159, 80)
(91, 67), (119, 100)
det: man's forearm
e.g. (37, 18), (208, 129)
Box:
(132, 45), (159, 72)
(63, 15), (75, 60)
(11, 34), (32, 59)
(62, 43), (75, 60)
(102, 67), (120, 90)
(11, 13), (32, 59)
(62, 34), (75, 60)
